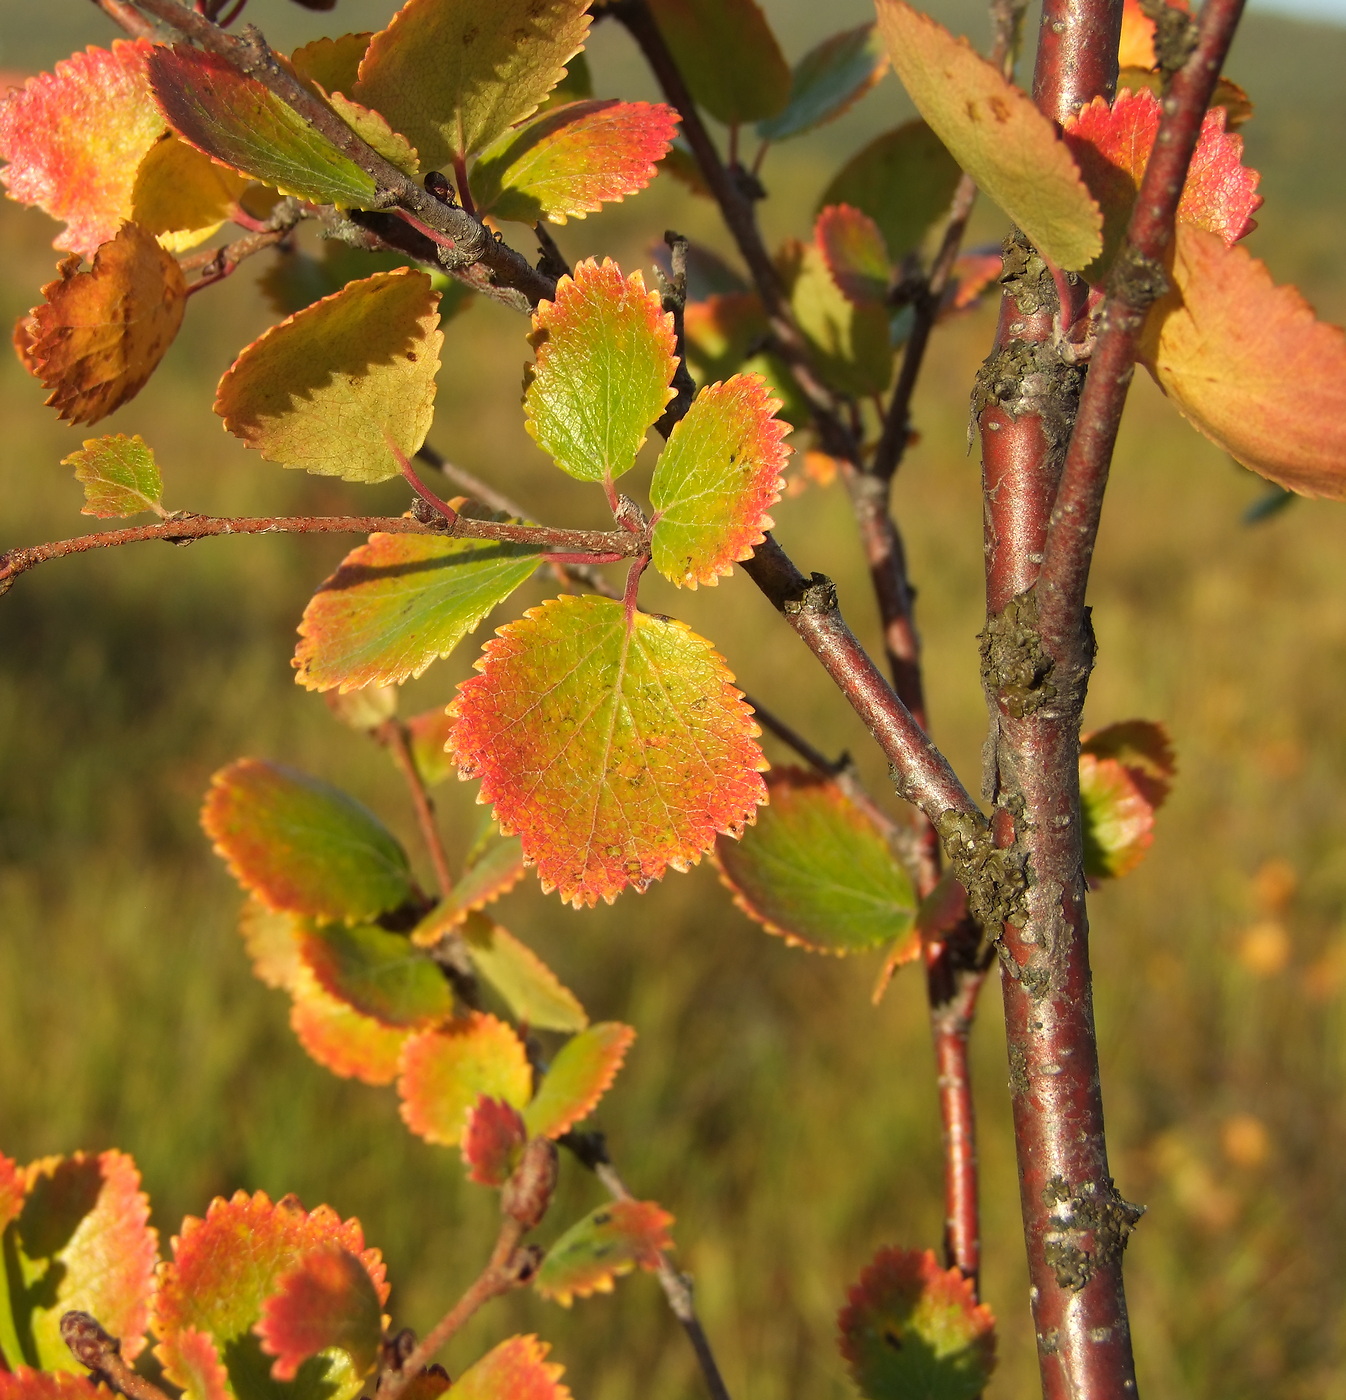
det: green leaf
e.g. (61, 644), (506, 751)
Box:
(819, 122), (961, 265)
(471, 99), (678, 225)
(816, 204), (891, 306)
(353, 0), (592, 172)
(215, 268), (441, 484)
(290, 33), (373, 99)
(715, 767), (917, 955)
(524, 258), (675, 483)
(148, 46), (379, 207)
(1080, 720), (1176, 880)
(202, 759), (415, 922)
(398, 1014), (532, 1145)
(326, 92), (420, 178)
(534, 1200), (673, 1307)
(294, 528), (540, 693)
(300, 923), (453, 1028)
(0, 1151), (158, 1374)
(838, 1246), (997, 1400)
(459, 914), (588, 1034)
(290, 966), (411, 1086)
(153, 1192), (388, 1400)
(63, 433), (164, 518)
(647, 0), (790, 126)
(757, 24), (888, 143)
(649, 374), (790, 588)
(449, 595), (768, 907)
(429, 837), (528, 930)
(873, 0), (1102, 271)
(783, 239), (893, 398)
(523, 1022), (634, 1139)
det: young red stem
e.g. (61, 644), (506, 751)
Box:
(379, 719), (454, 898)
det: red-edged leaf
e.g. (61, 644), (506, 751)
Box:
(164, 1329), (231, 1400)
(874, 0), (1102, 271)
(683, 291), (767, 384)
(819, 122), (961, 266)
(462, 1096), (528, 1187)
(1118, 0), (1189, 69)
(0, 1153), (22, 1231)
(757, 24), (888, 143)
(23, 223), (186, 425)
(447, 1335), (571, 1400)
(148, 46), (378, 207)
(647, 0), (790, 126)
(290, 968), (411, 1085)
(407, 708), (457, 787)
(1079, 719), (1176, 880)
(715, 767), (917, 956)
(354, 0), (592, 171)
(397, 1014), (532, 1146)
(534, 1200), (673, 1307)
(1064, 87), (1260, 277)
(838, 1247), (996, 1400)
(256, 1247), (384, 1381)
(412, 841), (529, 946)
(325, 92), (419, 178)
(459, 915), (589, 1033)
(872, 870), (967, 1004)
(1140, 223), (1346, 499)
(1, 1151), (157, 1372)
(0, 40), (162, 258)
(294, 529), (539, 693)
(524, 1023), (635, 1139)
(524, 258), (676, 484)
(154, 1192), (387, 1400)
(239, 898), (306, 992)
(939, 248), (1003, 319)
(649, 374), (790, 588)
(816, 204), (891, 306)
(449, 595), (768, 907)
(0, 1373), (103, 1400)
(1117, 65), (1252, 128)
(131, 134), (251, 253)
(783, 238), (892, 398)
(300, 924), (454, 1028)
(63, 433), (165, 519)
(472, 100), (678, 225)
(216, 268), (441, 485)
(202, 759), (415, 923)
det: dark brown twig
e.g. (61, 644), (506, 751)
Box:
(61, 1312), (174, 1400)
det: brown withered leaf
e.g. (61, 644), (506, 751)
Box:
(24, 221), (186, 424)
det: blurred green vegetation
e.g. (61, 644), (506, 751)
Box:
(2, 2), (1346, 1398)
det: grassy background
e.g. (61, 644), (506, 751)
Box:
(2, 2), (1346, 1397)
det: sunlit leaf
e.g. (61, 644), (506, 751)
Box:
(819, 122), (961, 265)
(0, 1372), (103, 1400)
(524, 258), (675, 484)
(459, 915), (589, 1033)
(450, 595), (767, 907)
(462, 1096), (528, 1187)
(1064, 87), (1260, 277)
(290, 967), (411, 1085)
(153, 1192), (387, 1400)
(202, 758), (415, 922)
(326, 92), (420, 178)
(647, 0), (790, 126)
(757, 24), (888, 143)
(1117, 65), (1252, 128)
(149, 46), (378, 207)
(256, 1247), (384, 1381)
(872, 869), (966, 1004)
(816, 204), (891, 306)
(715, 767), (917, 955)
(63, 433), (164, 518)
(398, 1014), (532, 1146)
(939, 248), (1003, 319)
(294, 529), (540, 693)
(472, 100), (678, 225)
(1080, 719), (1176, 880)
(0, 40), (162, 258)
(407, 707), (457, 787)
(300, 923), (453, 1027)
(215, 267), (441, 484)
(354, 0), (592, 172)
(1140, 224), (1346, 499)
(524, 1023), (634, 1139)
(533, 1200), (673, 1307)
(683, 291), (766, 384)
(874, 0), (1103, 270)
(22, 222), (186, 425)
(649, 374), (789, 588)
(447, 1335), (571, 1400)
(290, 33), (373, 96)
(240, 898), (307, 992)
(1118, 0), (1190, 69)
(412, 842), (529, 945)
(0, 1151), (157, 1373)
(783, 239), (892, 398)
(838, 1247), (996, 1400)
(325, 684), (399, 734)
(131, 134), (251, 253)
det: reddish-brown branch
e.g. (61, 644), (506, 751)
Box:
(61, 1312), (173, 1400)
(1036, 0), (1248, 653)
(90, 0), (160, 38)
(379, 719), (454, 898)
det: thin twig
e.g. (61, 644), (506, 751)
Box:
(379, 719), (454, 898)
(90, 0), (160, 38)
(61, 1312), (173, 1400)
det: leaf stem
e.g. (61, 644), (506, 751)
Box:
(378, 719), (454, 899)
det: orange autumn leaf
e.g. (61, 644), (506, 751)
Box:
(1141, 224), (1346, 500)
(0, 40), (163, 258)
(22, 222), (186, 424)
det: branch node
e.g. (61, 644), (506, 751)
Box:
(782, 572), (838, 616)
